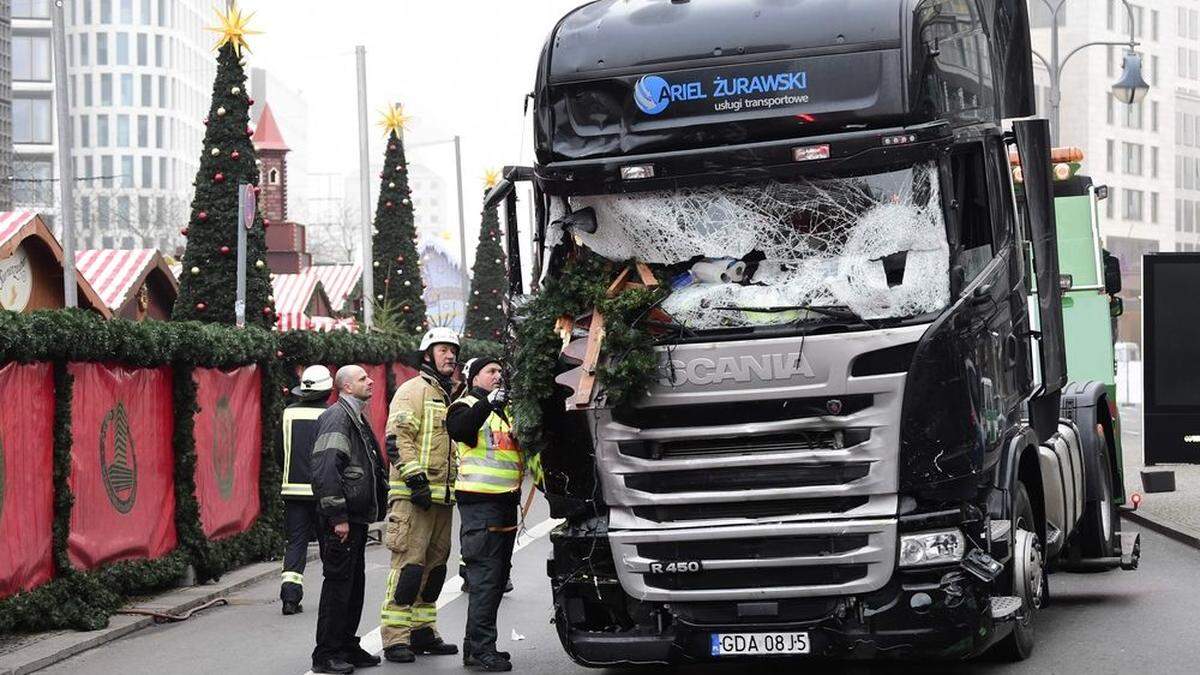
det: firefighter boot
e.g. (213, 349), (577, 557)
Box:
(383, 645), (415, 663)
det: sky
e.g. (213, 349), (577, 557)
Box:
(242, 0), (588, 268)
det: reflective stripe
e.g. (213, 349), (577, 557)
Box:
(460, 454), (520, 471)
(412, 603), (437, 626)
(388, 482), (454, 503)
(280, 406), (324, 496)
(280, 484), (313, 497)
(454, 406), (523, 495)
(381, 609), (412, 628)
(400, 461), (422, 477)
(281, 571), (303, 585)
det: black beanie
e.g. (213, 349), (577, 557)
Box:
(464, 357), (502, 387)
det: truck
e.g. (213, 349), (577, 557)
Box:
(485, 0), (1141, 664)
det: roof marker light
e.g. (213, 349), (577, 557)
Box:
(792, 144), (831, 162)
(882, 133), (917, 146)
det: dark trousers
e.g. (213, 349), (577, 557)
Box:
(281, 499), (318, 603)
(312, 520), (368, 665)
(459, 499), (518, 659)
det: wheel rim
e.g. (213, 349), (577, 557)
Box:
(1014, 525), (1044, 614)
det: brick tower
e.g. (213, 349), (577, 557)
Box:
(252, 103), (310, 273)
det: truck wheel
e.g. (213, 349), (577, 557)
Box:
(995, 481), (1044, 661)
(1077, 422), (1117, 561)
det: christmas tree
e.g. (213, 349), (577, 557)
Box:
(173, 4), (274, 327)
(370, 105), (426, 334)
(464, 173), (508, 341)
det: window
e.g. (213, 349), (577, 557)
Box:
(157, 0), (166, 27)
(13, 98), (53, 144)
(101, 155), (114, 188)
(137, 115), (147, 147)
(155, 35), (163, 67)
(116, 32), (129, 65)
(141, 74), (152, 106)
(137, 33), (147, 66)
(1106, 187), (1115, 219)
(117, 114), (129, 146)
(80, 116), (91, 147)
(12, 158), (53, 206)
(950, 145), (996, 286)
(121, 157), (133, 188)
(1107, 94), (1115, 125)
(120, 0), (132, 23)
(121, 74), (133, 105)
(158, 75), (167, 107)
(97, 114), (109, 146)
(1152, 101), (1159, 132)
(13, 36), (52, 81)
(1107, 46), (1115, 78)
(97, 33), (108, 65)
(1151, 192), (1159, 224)
(1107, 139), (1115, 172)
(100, 74), (112, 106)
(1152, 9), (1159, 41)
(141, 157), (153, 188)
(1176, 199), (1183, 232)
(159, 157), (167, 190)
(1152, 55), (1159, 86)
(269, 168), (279, 184)
(13, 0), (50, 18)
(155, 115), (163, 149)
(1123, 142), (1144, 175)
(101, 0), (112, 23)
(140, 0), (151, 24)
(1124, 189), (1144, 221)
(84, 0), (92, 23)
(1152, 146), (1159, 178)
(80, 34), (90, 67)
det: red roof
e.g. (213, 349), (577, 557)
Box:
(252, 103), (289, 152)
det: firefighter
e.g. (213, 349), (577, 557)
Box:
(277, 365), (332, 616)
(379, 327), (462, 663)
(447, 357), (542, 672)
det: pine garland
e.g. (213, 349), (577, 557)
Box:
(509, 254), (666, 457)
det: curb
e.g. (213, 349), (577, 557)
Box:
(0, 551), (314, 675)
(1122, 509), (1200, 552)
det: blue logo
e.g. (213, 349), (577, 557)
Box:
(634, 75), (671, 115)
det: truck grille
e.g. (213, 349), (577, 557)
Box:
(611, 394), (873, 429)
(619, 429), (871, 460)
(624, 462), (871, 493)
(631, 496), (870, 522)
(646, 565), (868, 591)
(636, 533), (870, 560)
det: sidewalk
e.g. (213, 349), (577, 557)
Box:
(1119, 404), (1200, 547)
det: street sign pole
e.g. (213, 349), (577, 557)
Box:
(51, 0), (77, 307)
(356, 46), (374, 329)
(236, 184), (255, 328)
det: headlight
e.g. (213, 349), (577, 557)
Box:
(898, 529), (966, 567)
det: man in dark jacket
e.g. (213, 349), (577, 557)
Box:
(277, 365), (333, 615)
(310, 365), (388, 674)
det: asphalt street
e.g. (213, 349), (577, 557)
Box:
(40, 501), (1198, 675)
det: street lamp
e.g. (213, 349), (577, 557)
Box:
(1033, 0), (1149, 144)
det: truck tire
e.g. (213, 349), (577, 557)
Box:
(994, 481), (1045, 661)
(1075, 422), (1118, 561)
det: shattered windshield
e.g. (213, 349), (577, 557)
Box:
(552, 162), (951, 328)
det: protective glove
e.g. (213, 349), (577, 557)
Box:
(405, 473), (432, 510)
(487, 388), (510, 410)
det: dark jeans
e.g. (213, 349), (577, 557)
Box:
(459, 499), (518, 658)
(312, 520), (368, 665)
(281, 499), (318, 603)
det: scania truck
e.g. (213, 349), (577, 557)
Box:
(486, 0), (1141, 664)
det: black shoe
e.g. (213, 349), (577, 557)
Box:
(311, 658), (354, 674)
(383, 645), (415, 663)
(345, 648), (381, 667)
(464, 651), (512, 672)
(464, 651), (510, 663)
(413, 637), (458, 655)
(281, 601), (302, 615)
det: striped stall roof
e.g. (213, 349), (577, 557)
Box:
(74, 249), (159, 312)
(272, 272), (317, 332)
(309, 315), (357, 333)
(311, 264), (361, 313)
(0, 210), (40, 248)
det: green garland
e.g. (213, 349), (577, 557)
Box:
(510, 254), (666, 456)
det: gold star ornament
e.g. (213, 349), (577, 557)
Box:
(483, 169), (502, 189)
(206, 2), (261, 56)
(378, 104), (411, 137)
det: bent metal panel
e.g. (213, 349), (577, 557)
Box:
(0, 362), (55, 599)
(67, 364), (176, 570)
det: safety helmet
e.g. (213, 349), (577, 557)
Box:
(293, 364), (332, 397)
(419, 327), (461, 352)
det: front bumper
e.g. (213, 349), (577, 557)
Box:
(554, 570), (1006, 667)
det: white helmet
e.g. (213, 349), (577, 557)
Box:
(419, 327), (460, 352)
(294, 364), (332, 396)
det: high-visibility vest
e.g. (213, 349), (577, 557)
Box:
(454, 396), (523, 495)
(281, 405), (325, 498)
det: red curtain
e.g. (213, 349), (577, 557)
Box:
(193, 366), (262, 541)
(0, 362), (55, 599)
(67, 364), (176, 571)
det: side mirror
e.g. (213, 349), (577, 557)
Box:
(1102, 250), (1123, 295)
(553, 207), (598, 235)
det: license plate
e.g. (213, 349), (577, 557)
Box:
(710, 632), (810, 656)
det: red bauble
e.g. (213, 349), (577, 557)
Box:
(247, 97), (255, 106)
(388, 144), (397, 150)
(203, 116), (209, 125)
(230, 150), (240, 160)
(262, 306), (273, 316)
(198, 211), (208, 221)
(263, 218), (271, 227)
(246, 126), (254, 136)
(275, 350), (284, 358)
(180, 227), (189, 236)
(379, 171), (385, 178)
(386, 201), (394, 208)
(220, 245), (231, 255)
(253, 185), (261, 195)
(213, 172), (225, 183)
(196, 302), (207, 311)
(396, 256), (404, 263)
